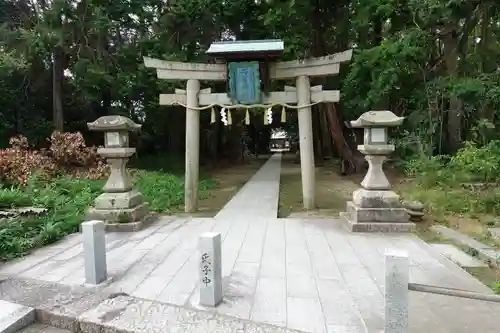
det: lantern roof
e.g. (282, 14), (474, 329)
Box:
(206, 39), (284, 59)
(350, 111), (404, 128)
(87, 115), (142, 132)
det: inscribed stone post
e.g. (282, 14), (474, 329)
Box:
(198, 232), (222, 307)
(82, 220), (107, 285)
(385, 249), (409, 333)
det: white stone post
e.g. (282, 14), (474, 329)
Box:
(385, 249), (409, 333)
(82, 220), (107, 285)
(296, 75), (315, 210)
(185, 79), (201, 213)
(198, 232), (222, 307)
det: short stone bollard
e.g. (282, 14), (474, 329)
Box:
(385, 249), (409, 333)
(198, 232), (222, 307)
(82, 220), (107, 285)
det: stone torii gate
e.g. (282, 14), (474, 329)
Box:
(144, 41), (352, 213)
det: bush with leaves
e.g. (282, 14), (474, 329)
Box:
(48, 131), (107, 180)
(0, 135), (57, 185)
(0, 132), (108, 186)
(49, 131), (99, 167)
(449, 141), (500, 183)
(404, 141), (500, 186)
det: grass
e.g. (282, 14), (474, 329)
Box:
(0, 177), (104, 261)
(396, 181), (500, 248)
(135, 170), (215, 213)
(0, 170), (215, 261)
(466, 267), (500, 294)
(0, 154), (266, 262)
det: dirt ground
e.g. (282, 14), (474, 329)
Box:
(278, 155), (358, 218)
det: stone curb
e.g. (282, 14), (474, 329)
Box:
(0, 278), (302, 333)
(431, 225), (500, 268)
(0, 301), (35, 333)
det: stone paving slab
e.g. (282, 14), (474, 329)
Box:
(0, 300), (35, 333)
(2, 218), (500, 333)
(430, 243), (486, 268)
(214, 153), (281, 220)
(1, 155), (500, 332)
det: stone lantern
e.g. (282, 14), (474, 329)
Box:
(340, 111), (415, 232)
(86, 115), (152, 232)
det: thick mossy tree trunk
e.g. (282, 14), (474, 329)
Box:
(442, 26), (461, 153)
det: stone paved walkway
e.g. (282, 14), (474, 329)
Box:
(1, 154), (500, 333)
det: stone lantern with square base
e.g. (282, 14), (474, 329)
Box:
(340, 111), (415, 232)
(86, 115), (153, 232)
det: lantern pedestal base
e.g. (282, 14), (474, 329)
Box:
(86, 191), (156, 232)
(341, 201), (414, 233)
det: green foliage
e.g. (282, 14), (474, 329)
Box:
(450, 141), (500, 182)
(0, 187), (33, 208)
(403, 141), (500, 218)
(493, 282), (500, 295)
(0, 170), (215, 261)
(136, 170), (216, 213)
(405, 141), (500, 186)
(0, 176), (102, 261)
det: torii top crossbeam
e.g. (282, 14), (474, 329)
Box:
(144, 49), (352, 81)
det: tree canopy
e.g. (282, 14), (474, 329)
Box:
(1, 0), (499, 163)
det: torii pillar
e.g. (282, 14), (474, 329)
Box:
(144, 49), (352, 212)
(296, 75), (315, 209)
(185, 79), (200, 213)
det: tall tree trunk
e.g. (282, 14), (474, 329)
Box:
(479, 4), (495, 121)
(312, 106), (323, 163)
(52, 47), (64, 131)
(320, 108), (332, 157)
(442, 26), (461, 153)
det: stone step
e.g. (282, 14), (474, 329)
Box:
(430, 243), (486, 268)
(0, 278), (300, 333)
(488, 227), (500, 241)
(0, 300), (35, 333)
(16, 324), (70, 333)
(431, 225), (500, 268)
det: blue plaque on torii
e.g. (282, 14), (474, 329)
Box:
(228, 62), (261, 105)
(205, 39), (285, 105)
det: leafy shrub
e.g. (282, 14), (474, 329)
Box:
(449, 141), (500, 183)
(404, 155), (450, 187)
(404, 141), (500, 186)
(402, 140), (500, 218)
(49, 131), (108, 180)
(49, 131), (99, 167)
(0, 132), (108, 185)
(0, 135), (57, 185)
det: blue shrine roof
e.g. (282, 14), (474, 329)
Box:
(206, 39), (284, 56)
